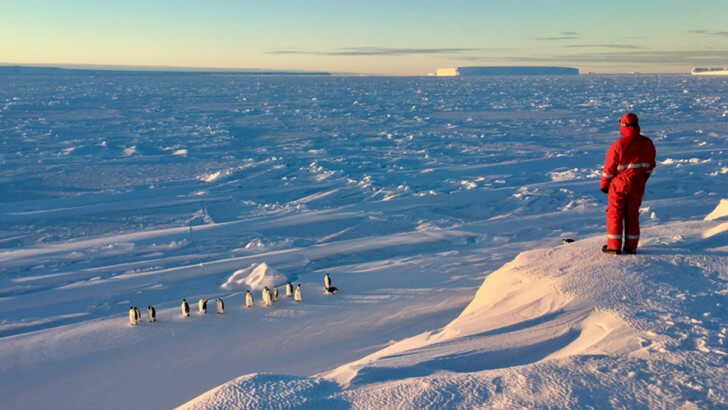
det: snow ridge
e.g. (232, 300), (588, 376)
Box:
(183, 211), (728, 408)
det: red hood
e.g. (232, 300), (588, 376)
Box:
(620, 124), (641, 138)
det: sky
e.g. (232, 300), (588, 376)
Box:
(1, 0), (727, 74)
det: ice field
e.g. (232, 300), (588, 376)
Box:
(0, 72), (726, 408)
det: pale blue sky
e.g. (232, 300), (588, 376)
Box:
(1, 0), (726, 74)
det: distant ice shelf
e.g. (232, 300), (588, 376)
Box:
(434, 66), (579, 76)
(691, 67), (728, 76)
(0, 65), (332, 76)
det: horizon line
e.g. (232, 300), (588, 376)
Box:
(0, 62), (695, 76)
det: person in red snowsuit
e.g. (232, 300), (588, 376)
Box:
(600, 113), (656, 254)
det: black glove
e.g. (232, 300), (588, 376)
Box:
(601, 187), (609, 194)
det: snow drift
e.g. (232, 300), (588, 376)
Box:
(184, 203), (728, 408)
(705, 198), (728, 221)
(221, 262), (288, 291)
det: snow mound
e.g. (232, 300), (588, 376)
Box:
(180, 374), (341, 410)
(221, 263), (288, 291)
(244, 239), (265, 251)
(705, 198), (728, 221)
(316, 222), (727, 407)
(200, 170), (221, 183)
(324, 235), (641, 387)
(182, 217), (728, 408)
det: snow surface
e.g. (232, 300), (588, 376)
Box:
(184, 216), (728, 409)
(221, 262), (288, 291)
(705, 198), (728, 221)
(0, 73), (726, 409)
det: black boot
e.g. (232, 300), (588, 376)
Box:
(602, 245), (621, 255)
(623, 248), (637, 254)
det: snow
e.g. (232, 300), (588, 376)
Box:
(0, 72), (726, 409)
(123, 145), (137, 156)
(221, 262), (288, 291)
(705, 198), (728, 221)
(200, 170), (222, 182)
(187, 216), (728, 408)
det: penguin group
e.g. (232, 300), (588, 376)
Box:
(126, 275), (328, 326)
(129, 305), (155, 325)
(285, 281), (302, 302)
(128, 306), (141, 325)
(262, 287), (272, 306)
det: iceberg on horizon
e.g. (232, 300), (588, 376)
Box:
(435, 66), (579, 76)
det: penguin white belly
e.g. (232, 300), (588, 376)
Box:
(294, 286), (302, 302)
(129, 308), (137, 325)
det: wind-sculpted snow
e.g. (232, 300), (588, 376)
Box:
(183, 216), (728, 409)
(181, 374), (344, 410)
(221, 262), (288, 291)
(0, 73), (726, 408)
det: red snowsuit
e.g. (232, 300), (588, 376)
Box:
(600, 116), (656, 252)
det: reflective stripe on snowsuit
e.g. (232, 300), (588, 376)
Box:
(600, 127), (656, 251)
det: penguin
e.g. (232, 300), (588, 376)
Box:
(324, 273), (338, 294)
(216, 298), (224, 314)
(262, 287), (272, 307)
(245, 290), (254, 308)
(182, 299), (190, 317)
(285, 281), (293, 297)
(134, 306), (141, 323)
(129, 306), (138, 326)
(294, 284), (302, 303)
(147, 305), (156, 322)
(198, 298), (207, 314)
(272, 286), (278, 303)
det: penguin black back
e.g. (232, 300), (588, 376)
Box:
(182, 298), (190, 317)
